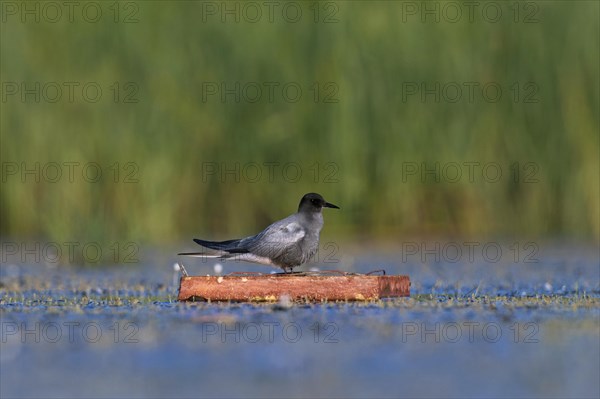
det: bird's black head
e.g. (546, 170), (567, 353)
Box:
(298, 193), (340, 213)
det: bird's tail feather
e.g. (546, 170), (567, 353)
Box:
(193, 238), (249, 253)
(177, 252), (222, 257)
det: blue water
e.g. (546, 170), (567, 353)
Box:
(1, 243), (598, 398)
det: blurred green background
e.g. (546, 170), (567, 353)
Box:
(1, 1), (598, 248)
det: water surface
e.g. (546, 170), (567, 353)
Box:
(1, 244), (598, 398)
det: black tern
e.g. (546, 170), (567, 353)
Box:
(178, 193), (339, 272)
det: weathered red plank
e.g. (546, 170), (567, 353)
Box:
(178, 274), (410, 302)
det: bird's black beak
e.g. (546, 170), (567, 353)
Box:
(324, 202), (340, 209)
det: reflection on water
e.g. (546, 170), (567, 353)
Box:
(1, 244), (599, 398)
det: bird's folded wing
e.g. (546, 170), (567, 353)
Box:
(248, 221), (305, 259)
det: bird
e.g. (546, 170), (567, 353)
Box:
(178, 193), (339, 272)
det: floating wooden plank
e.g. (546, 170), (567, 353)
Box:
(177, 272), (410, 302)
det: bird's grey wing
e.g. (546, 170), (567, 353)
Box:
(246, 220), (306, 260)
